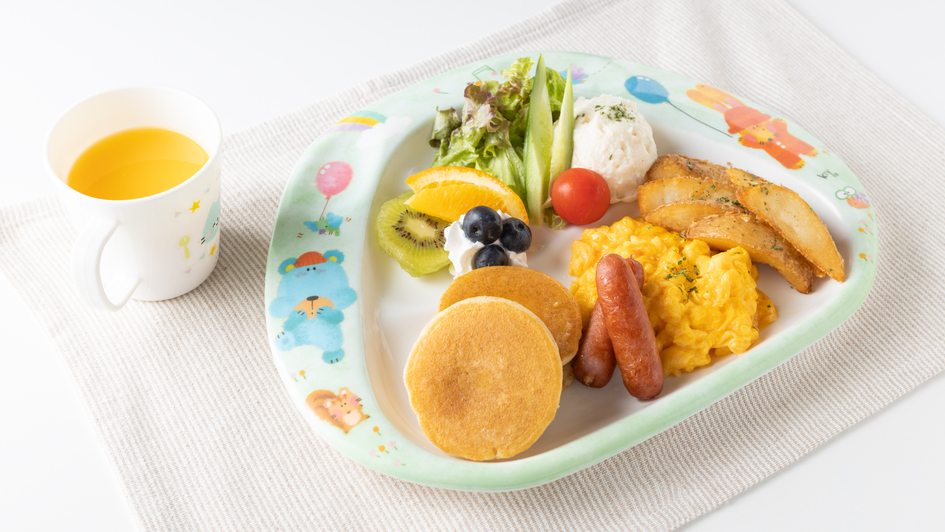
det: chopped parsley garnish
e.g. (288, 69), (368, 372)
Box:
(665, 265), (698, 283)
(596, 103), (635, 122)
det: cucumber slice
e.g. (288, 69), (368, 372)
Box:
(549, 65), (574, 189)
(523, 54), (554, 226)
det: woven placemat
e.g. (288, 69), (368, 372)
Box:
(2, 0), (943, 530)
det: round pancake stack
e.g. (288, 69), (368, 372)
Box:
(404, 296), (562, 461)
(438, 267), (583, 365)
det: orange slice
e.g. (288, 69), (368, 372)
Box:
(404, 166), (529, 223)
(407, 166), (507, 192)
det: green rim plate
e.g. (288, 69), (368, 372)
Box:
(264, 51), (878, 491)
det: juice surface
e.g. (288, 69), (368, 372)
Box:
(67, 127), (209, 200)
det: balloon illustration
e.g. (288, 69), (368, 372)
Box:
(625, 76), (730, 137)
(316, 161), (353, 218)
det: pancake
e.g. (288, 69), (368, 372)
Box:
(562, 361), (574, 389)
(439, 267), (583, 365)
(405, 296), (562, 461)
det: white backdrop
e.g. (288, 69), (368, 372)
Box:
(0, 1), (942, 530)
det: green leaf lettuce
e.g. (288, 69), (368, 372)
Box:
(428, 56), (568, 209)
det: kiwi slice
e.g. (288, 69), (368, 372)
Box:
(375, 191), (451, 277)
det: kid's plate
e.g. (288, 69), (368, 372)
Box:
(264, 51), (878, 491)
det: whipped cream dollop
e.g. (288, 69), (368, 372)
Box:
(443, 210), (528, 277)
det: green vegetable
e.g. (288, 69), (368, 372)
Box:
(548, 65), (574, 187)
(429, 108), (461, 149)
(427, 55), (568, 212)
(429, 61), (534, 197)
(491, 57), (533, 146)
(475, 145), (525, 197)
(523, 54), (554, 225)
(543, 67), (567, 118)
(543, 210), (565, 229)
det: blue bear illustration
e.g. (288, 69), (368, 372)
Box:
(269, 250), (357, 363)
(200, 199), (220, 245)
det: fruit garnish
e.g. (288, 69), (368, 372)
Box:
(375, 191), (450, 277)
(404, 166), (529, 224)
(462, 206), (502, 245)
(406, 166), (505, 194)
(404, 181), (528, 225)
(550, 168), (610, 225)
(499, 218), (532, 253)
(473, 244), (509, 269)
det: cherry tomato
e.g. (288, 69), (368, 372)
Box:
(550, 168), (610, 225)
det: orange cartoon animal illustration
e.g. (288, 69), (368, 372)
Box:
(687, 84), (817, 169)
(306, 388), (369, 434)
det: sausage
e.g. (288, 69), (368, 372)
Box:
(573, 257), (646, 388)
(626, 257), (644, 290)
(595, 254), (663, 399)
(573, 301), (615, 387)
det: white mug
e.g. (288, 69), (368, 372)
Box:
(46, 87), (223, 311)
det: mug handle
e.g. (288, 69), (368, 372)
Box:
(71, 217), (141, 311)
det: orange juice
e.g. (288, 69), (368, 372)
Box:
(67, 127), (209, 200)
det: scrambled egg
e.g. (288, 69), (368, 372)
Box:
(569, 217), (777, 376)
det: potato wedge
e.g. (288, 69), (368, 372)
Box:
(645, 154), (729, 184)
(684, 213), (814, 293)
(736, 184), (844, 282)
(637, 177), (741, 216)
(727, 167), (769, 188)
(642, 201), (747, 234)
(647, 154), (769, 188)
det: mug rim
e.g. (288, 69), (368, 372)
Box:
(45, 85), (224, 205)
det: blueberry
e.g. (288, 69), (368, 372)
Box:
(462, 206), (502, 244)
(499, 218), (531, 253)
(473, 244), (509, 269)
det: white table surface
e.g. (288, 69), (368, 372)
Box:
(1, 1), (942, 530)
